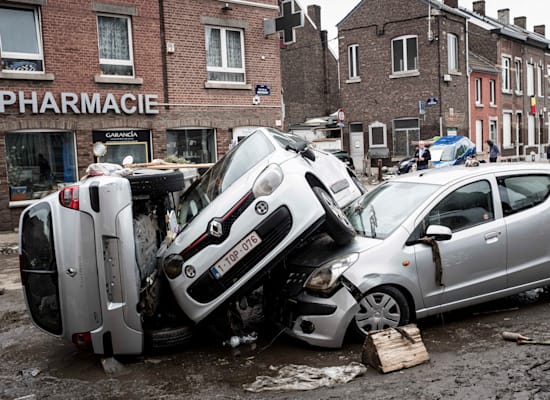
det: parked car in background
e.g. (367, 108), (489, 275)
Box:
(327, 149), (355, 170)
(430, 136), (476, 168)
(19, 127), (363, 355)
(267, 163), (550, 348)
(397, 156), (416, 174)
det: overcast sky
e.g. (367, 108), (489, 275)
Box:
(297, 0), (550, 53)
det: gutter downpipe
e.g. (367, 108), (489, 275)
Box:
(466, 19), (471, 142)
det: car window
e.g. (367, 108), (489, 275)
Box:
(424, 180), (494, 232)
(177, 131), (275, 226)
(430, 145), (454, 162)
(262, 127), (308, 149)
(456, 143), (466, 159)
(497, 175), (550, 216)
(346, 181), (439, 239)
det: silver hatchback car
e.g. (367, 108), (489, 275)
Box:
(268, 163), (550, 348)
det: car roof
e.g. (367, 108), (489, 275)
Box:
(432, 136), (468, 146)
(392, 163), (550, 186)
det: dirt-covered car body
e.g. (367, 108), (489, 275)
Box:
(19, 168), (196, 355)
(161, 127), (362, 323)
(269, 164), (550, 348)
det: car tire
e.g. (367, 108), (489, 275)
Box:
(127, 170), (185, 196)
(312, 186), (355, 246)
(145, 325), (194, 351)
(352, 285), (410, 339)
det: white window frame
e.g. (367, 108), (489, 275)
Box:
(368, 121), (387, 148)
(0, 5), (44, 73)
(447, 33), (459, 73)
(528, 114), (535, 146)
(96, 13), (135, 77)
(489, 118), (498, 143)
(347, 44), (359, 80)
(391, 35), (418, 74)
(205, 26), (246, 83)
(502, 56), (511, 92)
(489, 79), (496, 106)
(537, 63), (543, 97)
(526, 62), (535, 97)
(514, 58), (522, 94)
(503, 111), (512, 148)
(475, 78), (482, 105)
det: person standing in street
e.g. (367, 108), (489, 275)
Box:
(414, 140), (431, 170)
(487, 140), (500, 163)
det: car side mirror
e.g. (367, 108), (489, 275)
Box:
(426, 225), (452, 241)
(302, 148), (316, 161)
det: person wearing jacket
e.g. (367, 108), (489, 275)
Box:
(414, 141), (431, 170)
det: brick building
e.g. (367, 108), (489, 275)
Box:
(462, 1), (550, 159)
(337, 0), (469, 168)
(469, 52), (500, 156)
(280, 2), (339, 128)
(0, 0), (282, 231)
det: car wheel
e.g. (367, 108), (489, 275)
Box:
(312, 186), (355, 246)
(127, 170), (185, 196)
(352, 286), (410, 339)
(145, 325), (194, 351)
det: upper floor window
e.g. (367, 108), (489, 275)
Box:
(97, 14), (134, 77)
(537, 64), (543, 97)
(348, 44), (359, 80)
(526, 62), (534, 96)
(0, 5), (44, 72)
(392, 35), (417, 74)
(502, 56), (511, 92)
(475, 78), (482, 105)
(514, 58), (522, 93)
(447, 33), (459, 73)
(205, 26), (245, 83)
(489, 79), (496, 105)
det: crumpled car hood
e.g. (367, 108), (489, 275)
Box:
(288, 234), (382, 268)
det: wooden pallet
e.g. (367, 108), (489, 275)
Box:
(361, 324), (430, 373)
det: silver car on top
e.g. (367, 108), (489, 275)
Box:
(269, 163), (550, 348)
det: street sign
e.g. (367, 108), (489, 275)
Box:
(337, 108), (346, 123)
(427, 97), (439, 106)
(255, 84), (271, 96)
(419, 101), (426, 115)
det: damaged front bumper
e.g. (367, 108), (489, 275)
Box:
(267, 266), (360, 348)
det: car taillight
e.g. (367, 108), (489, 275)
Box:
(59, 186), (79, 210)
(72, 332), (92, 349)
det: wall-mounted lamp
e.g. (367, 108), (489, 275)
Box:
(222, 2), (233, 11)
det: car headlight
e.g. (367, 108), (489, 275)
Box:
(252, 164), (284, 197)
(304, 253), (359, 295)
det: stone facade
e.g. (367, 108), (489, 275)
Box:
(0, 0), (281, 231)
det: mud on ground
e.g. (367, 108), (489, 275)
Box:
(2, 252), (550, 400)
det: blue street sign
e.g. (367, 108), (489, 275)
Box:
(427, 97), (439, 106)
(255, 84), (271, 96)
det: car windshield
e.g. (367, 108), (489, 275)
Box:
(430, 145), (455, 162)
(177, 131), (275, 226)
(264, 127), (309, 149)
(346, 181), (439, 239)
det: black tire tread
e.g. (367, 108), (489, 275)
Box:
(127, 170), (185, 195)
(313, 186), (355, 246)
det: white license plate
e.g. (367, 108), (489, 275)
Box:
(211, 232), (262, 279)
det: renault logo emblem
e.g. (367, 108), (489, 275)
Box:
(209, 219), (223, 238)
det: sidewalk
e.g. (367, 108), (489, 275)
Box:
(0, 231), (18, 255)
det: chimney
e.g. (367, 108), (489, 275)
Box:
(534, 25), (546, 37)
(443, 0), (458, 8)
(514, 16), (527, 29)
(307, 5), (321, 28)
(472, 1), (485, 16)
(498, 9), (510, 25)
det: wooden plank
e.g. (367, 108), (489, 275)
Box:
(361, 324), (430, 373)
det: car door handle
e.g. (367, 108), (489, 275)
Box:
(484, 232), (499, 243)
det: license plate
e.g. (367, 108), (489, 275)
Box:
(210, 232), (262, 279)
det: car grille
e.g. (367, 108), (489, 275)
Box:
(179, 191), (255, 262)
(187, 206), (292, 304)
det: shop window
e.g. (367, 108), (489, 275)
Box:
(97, 14), (134, 77)
(6, 131), (77, 202)
(0, 5), (44, 72)
(92, 129), (152, 164)
(205, 26), (245, 83)
(167, 128), (217, 164)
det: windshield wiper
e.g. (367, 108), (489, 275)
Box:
(369, 205), (378, 239)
